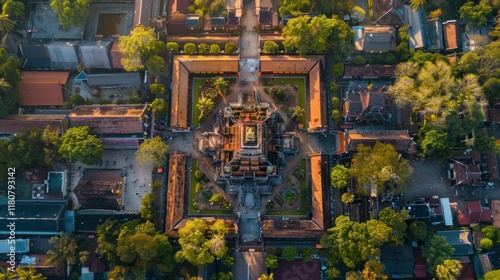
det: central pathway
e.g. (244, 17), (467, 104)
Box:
(239, 0), (260, 82)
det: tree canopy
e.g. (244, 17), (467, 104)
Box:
(263, 41), (280, 54)
(97, 220), (174, 277)
(322, 215), (391, 271)
(59, 126), (103, 164)
(459, 0), (492, 26)
(119, 26), (159, 72)
(0, 48), (20, 117)
(377, 207), (409, 245)
(422, 235), (455, 276)
(435, 259), (462, 280)
(149, 98), (168, 117)
(282, 246), (297, 261)
(350, 142), (413, 195)
(50, 0), (90, 28)
(135, 136), (169, 168)
(389, 60), (486, 158)
(330, 165), (350, 189)
(282, 15), (353, 56)
(175, 219), (231, 267)
(484, 269), (500, 280)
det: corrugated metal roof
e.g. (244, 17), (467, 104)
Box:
(46, 41), (79, 70)
(79, 40), (112, 69)
(86, 72), (141, 88)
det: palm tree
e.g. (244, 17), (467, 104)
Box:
(196, 97), (215, 117)
(258, 273), (274, 280)
(16, 266), (46, 280)
(291, 106), (305, 123)
(409, 0), (426, 11)
(45, 233), (77, 275)
(0, 14), (14, 34)
(0, 268), (17, 280)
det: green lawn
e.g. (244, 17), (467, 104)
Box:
(273, 77), (307, 127)
(266, 159), (308, 216)
(189, 159), (233, 215)
(191, 78), (205, 128)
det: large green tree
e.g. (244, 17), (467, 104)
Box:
(459, 0), (492, 26)
(330, 165), (350, 189)
(263, 41), (280, 54)
(389, 60), (486, 157)
(484, 269), (500, 280)
(350, 142), (413, 195)
(119, 26), (157, 72)
(422, 235), (455, 276)
(149, 98), (168, 117)
(139, 193), (156, 221)
(59, 126), (103, 164)
(175, 219), (231, 267)
(283, 15), (353, 56)
(0, 48), (20, 117)
(16, 266), (46, 280)
(321, 215), (391, 272)
(50, 0), (90, 28)
(135, 136), (169, 168)
(46, 233), (78, 274)
(377, 207), (409, 245)
(2, 1), (25, 19)
(436, 259), (462, 280)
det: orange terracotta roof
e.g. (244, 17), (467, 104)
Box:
(310, 155), (324, 229)
(18, 71), (69, 106)
(165, 152), (187, 236)
(0, 114), (65, 134)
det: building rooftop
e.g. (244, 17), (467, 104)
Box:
(45, 41), (79, 70)
(443, 20), (461, 50)
(18, 71), (69, 106)
(73, 170), (122, 211)
(79, 40), (112, 69)
(346, 130), (415, 153)
(437, 229), (473, 257)
(0, 114), (66, 134)
(165, 152), (187, 237)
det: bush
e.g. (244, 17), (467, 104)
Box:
(480, 237), (494, 250)
(329, 82), (338, 94)
(85, 98), (94, 105)
(150, 83), (166, 96)
(184, 43), (197, 55)
(63, 101), (74, 110)
(69, 94), (85, 105)
(263, 40), (280, 54)
(129, 92), (140, 103)
(301, 248), (314, 262)
(224, 43), (237, 54)
(331, 97), (340, 108)
(352, 55), (365, 66)
(98, 99), (110, 105)
(151, 180), (162, 190)
(166, 42), (179, 52)
(115, 98), (124, 105)
(195, 170), (205, 181)
(198, 43), (210, 54)
(332, 62), (345, 77)
(209, 44), (221, 54)
(282, 246), (297, 261)
(331, 110), (340, 122)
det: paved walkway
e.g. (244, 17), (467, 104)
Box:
(239, 0), (260, 82)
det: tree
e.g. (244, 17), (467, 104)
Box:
(420, 130), (450, 159)
(378, 207), (409, 245)
(422, 235), (455, 275)
(291, 106), (305, 123)
(480, 237), (494, 249)
(150, 83), (166, 96)
(198, 43), (210, 54)
(330, 83), (339, 94)
(148, 40), (165, 56)
(351, 6), (366, 22)
(350, 142), (413, 195)
(322, 216), (391, 269)
(258, 273), (274, 280)
(224, 43), (237, 54)
(196, 96), (215, 117)
(282, 246), (297, 261)
(0, 267), (16, 279)
(184, 43), (197, 55)
(144, 55), (165, 76)
(0, 49), (20, 117)
(59, 126), (103, 164)
(341, 192), (354, 204)
(408, 220), (428, 241)
(332, 62), (344, 77)
(175, 219), (230, 267)
(210, 272), (233, 280)
(135, 136), (169, 168)
(436, 259), (462, 280)
(484, 269), (500, 280)
(483, 77), (500, 99)
(331, 110), (340, 122)
(209, 192), (224, 205)
(330, 165), (350, 189)
(3, 1), (25, 19)
(283, 15), (353, 55)
(119, 26), (156, 71)
(459, 0), (492, 26)
(362, 260), (388, 280)
(166, 42), (179, 52)
(214, 77), (230, 96)
(455, 51), (481, 75)
(263, 41), (280, 54)
(301, 248), (314, 262)
(16, 266), (46, 280)
(265, 254), (278, 270)
(428, 8), (442, 19)
(50, 0), (89, 28)
(46, 233), (78, 274)
(149, 98), (168, 117)
(209, 44), (220, 54)
(139, 193), (156, 221)
(0, 14), (14, 33)
(482, 225), (500, 241)
(352, 55), (365, 65)
(278, 0), (312, 16)
(409, 0), (426, 11)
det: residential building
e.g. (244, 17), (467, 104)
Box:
(18, 71), (70, 107)
(427, 18), (444, 51)
(354, 26), (396, 52)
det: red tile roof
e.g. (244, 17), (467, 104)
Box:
(467, 200), (482, 224)
(413, 247), (427, 278)
(456, 200), (471, 226)
(481, 208), (492, 223)
(19, 71), (69, 106)
(458, 257), (474, 280)
(109, 42), (124, 69)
